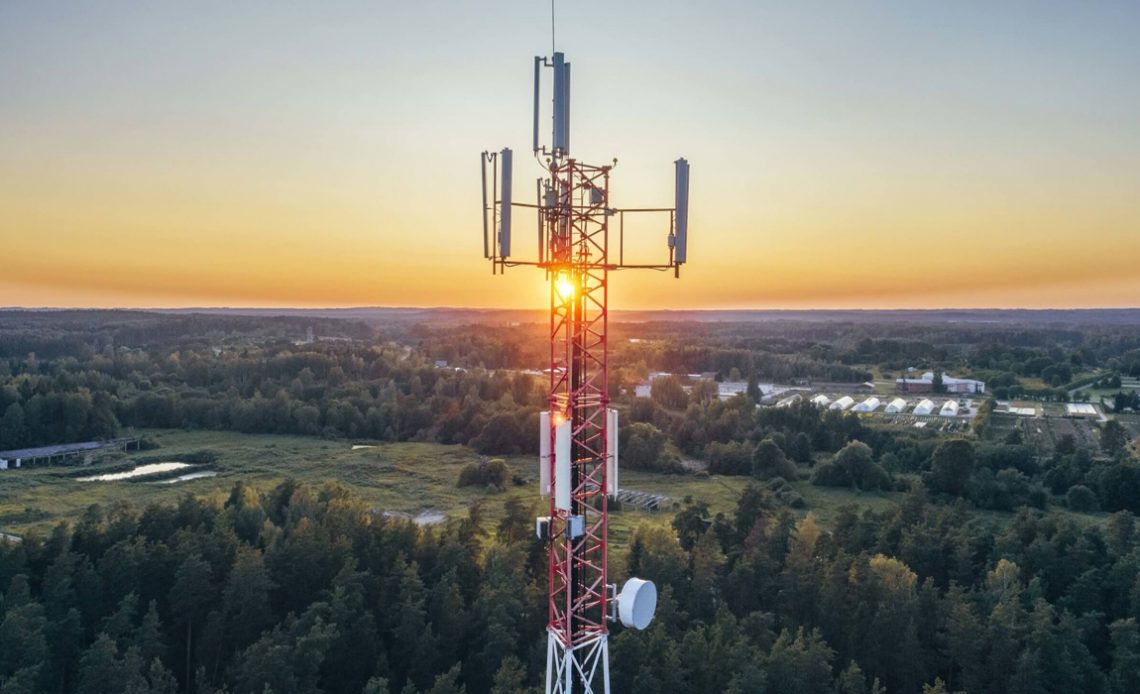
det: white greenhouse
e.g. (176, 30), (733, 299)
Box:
(776, 394), (802, 408)
(913, 399), (936, 416)
(829, 396), (855, 411)
(885, 398), (908, 414)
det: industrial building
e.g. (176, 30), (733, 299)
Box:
(853, 397), (881, 413)
(810, 394), (832, 408)
(896, 372), (985, 394)
(940, 400), (960, 417)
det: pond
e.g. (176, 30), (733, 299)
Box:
(78, 462), (191, 482)
(154, 470), (219, 484)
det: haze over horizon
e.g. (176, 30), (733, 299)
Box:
(4, 1), (1139, 311)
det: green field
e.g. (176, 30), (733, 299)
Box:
(0, 430), (763, 541)
(0, 429), (1105, 552)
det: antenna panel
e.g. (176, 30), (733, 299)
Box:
(553, 419), (572, 511)
(674, 158), (689, 264)
(532, 57), (542, 153)
(553, 53), (570, 154)
(499, 148), (513, 258)
(539, 411), (551, 496)
(606, 408), (618, 499)
(481, 153), (490, 258)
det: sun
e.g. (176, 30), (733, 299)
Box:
(554, 273), (576, 303)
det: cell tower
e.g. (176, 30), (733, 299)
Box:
(480, 41), (691, 694)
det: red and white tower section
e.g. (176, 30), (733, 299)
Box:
(481, 50), (690, 694)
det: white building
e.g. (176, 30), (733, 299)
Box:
(829, 396), (855, 411)
(895, 371), (985, 394)
(810, 394), (832, 408)
(885, 398), (908, 414)
(635, 372), (678, 399)
(913, 399), (936, 416)
(717, 381), (750, 401)
(1065, 403), (1098, 417)
(940, 400), (960, 417)
(853, 397), (881, 413)
(776, 394), (802, 408)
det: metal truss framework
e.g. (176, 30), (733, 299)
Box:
(546, 631), (610, 694)
(546, 160), (611, 688)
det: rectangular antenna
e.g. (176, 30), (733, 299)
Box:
(562, 62), (571, 155)
(674, 158), (689, 264)
(481, 153), (490, 258)
(533, 57), (542, 153)
(536, 178), (544, 264)
(552, 52), (570, 154)
(606, 408), (619, 499)
(499, 148), (513, 258)
(539, 411), (551, 496)
(554, 418), (571, 511)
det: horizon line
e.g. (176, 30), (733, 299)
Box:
(4, 305), (1140, 313)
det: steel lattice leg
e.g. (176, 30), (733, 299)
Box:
(546, 631), (610, 694)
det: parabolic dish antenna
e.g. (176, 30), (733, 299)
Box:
(618, 577), (657, 630)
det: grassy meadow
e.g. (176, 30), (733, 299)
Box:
(0, 429), (766, 543)
(0, 429), (1105, 561)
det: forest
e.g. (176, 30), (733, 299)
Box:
(0, 309), (1138, 693)
(0, 476), (1137, 693)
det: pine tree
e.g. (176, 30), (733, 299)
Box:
(490, 655), (527, 694)
(1108, 619), (1140, 694)
(75, 634), (126, 694)
(836, 661), (867, 694)
(169, 554), (214, 691)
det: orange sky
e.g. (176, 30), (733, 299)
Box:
(3, 2), (1139, 310)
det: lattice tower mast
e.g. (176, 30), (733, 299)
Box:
(481, 43), (690, 694)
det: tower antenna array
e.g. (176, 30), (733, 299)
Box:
(480, 38), (691, 694)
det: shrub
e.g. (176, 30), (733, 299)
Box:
(810, 442), (890, 491)
(622, 422), (684, 473)
(926, 439), (975, 497)
(811, 461), (847, 487)
(1066, 484), (1099, 512)
(457, 458), (508, 490)
(706, 441), (753, 476)
(752, 438), (798, 481)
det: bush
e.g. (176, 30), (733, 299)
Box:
(761, 477), (807, 509)
(752, 438), (799, 481)
(182, 449), (220, 465)
(622, 422), (683, 473)
(1066, 484), (1099, 512)
(809, 442), (890, 491)
(811, 461), (847, 487)
(706, 441), (753, 476)
(457, 458), (508, 490)
(926, 439), (975, 497)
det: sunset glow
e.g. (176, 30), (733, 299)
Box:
(3, 2), (1138, 310)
